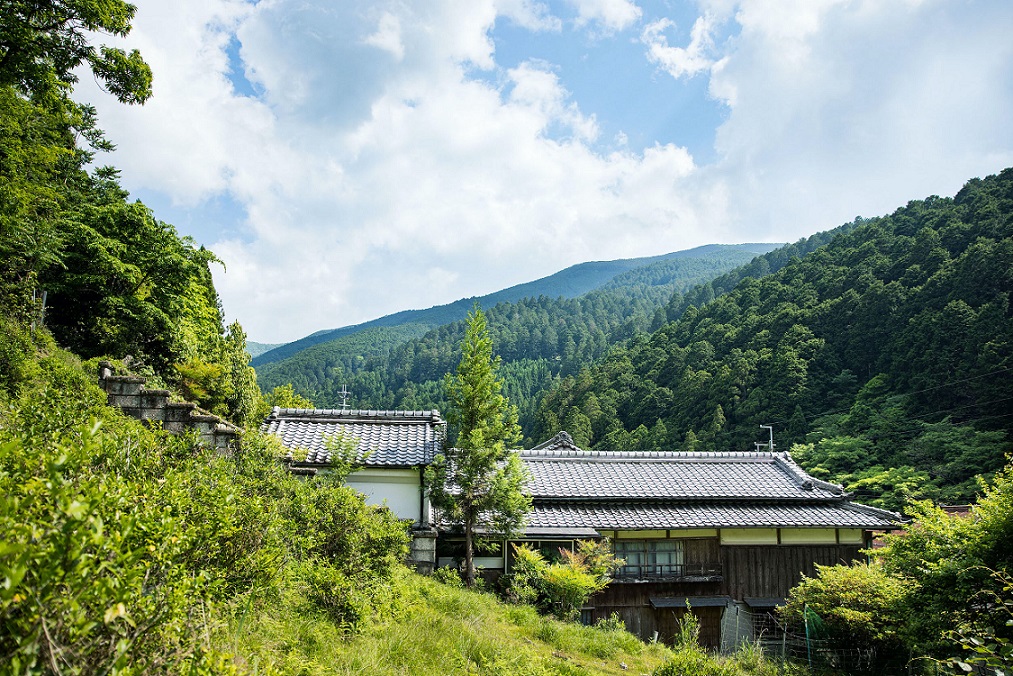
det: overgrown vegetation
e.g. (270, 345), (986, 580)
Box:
(224, 570), (675, 675)
(779, 460), (1013, 674)
(652, 610), (792, 676)
(504, 541), (621, 621)
(0, 333), (409, 673)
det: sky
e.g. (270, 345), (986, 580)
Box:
(78, 0), (1013, 344)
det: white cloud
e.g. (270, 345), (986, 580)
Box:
(642, 14), (718, 79)
(363, 12), (405, 61)
(79, 0), (1012, 344)
(495, 0), (562, 31)
(568, 0), (642, 34)
(652, 0), (1013, 241)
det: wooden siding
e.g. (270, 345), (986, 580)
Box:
(720, 545), (865, 599)
(587, 542), (866, 649)
(587, 580), (724, 648)
(684, 538), (720, 571)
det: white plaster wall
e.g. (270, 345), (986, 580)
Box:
(346, 468), (423, 522)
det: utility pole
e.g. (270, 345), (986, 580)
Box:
(759, 424), (775, 452)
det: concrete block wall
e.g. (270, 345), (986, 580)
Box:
(409, 527), (438, 575)
(97, 361), (241, 451)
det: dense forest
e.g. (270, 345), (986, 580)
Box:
(255, 241), (844, 442)
(251, 244), (778, 368)
(535, 172), (1013, 509)
(0, 9), (261, 429)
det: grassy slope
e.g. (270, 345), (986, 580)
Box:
(226, 572), (673, 675)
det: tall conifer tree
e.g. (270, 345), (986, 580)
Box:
(426, 306), (530, 586)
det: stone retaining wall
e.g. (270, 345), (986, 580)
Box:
(97, 361), (241, 451)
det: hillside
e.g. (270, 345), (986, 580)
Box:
(247, 340), (283, 358)
(536, 169), (1013, 510)
(255, 244), (782, 438)
(251, 244), (778, 368)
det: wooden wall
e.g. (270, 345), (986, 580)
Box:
(587, 542), (866, 649)
(587, 580), (723, 646)
(720, 544), (865, 599)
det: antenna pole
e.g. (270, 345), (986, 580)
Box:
(339, 385), (350, 410)
(759, 424), (774, 452)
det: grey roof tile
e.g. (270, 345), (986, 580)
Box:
(262, 408), (445, 467)
(527, 501), (898, 529)
(521, 449), (845, 500)
(516, 434), (901, 531)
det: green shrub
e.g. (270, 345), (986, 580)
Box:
(541, 563), (602, 621)
(780, 562), (911, 657)
(502, 543), (547, 605)
(502, 540), (619, 620)
(0, 341), (415, 671)
(0, 316), (35, 398)
(432, 566), (465, 587)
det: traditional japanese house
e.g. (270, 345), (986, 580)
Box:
(441, 432), (902, 650)
(262, 407), (446, 571)
(263, 410), (902, 650)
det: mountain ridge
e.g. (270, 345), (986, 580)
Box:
(251, 243), (780, 367)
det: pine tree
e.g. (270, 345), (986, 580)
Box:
(426, 306), (530, 586)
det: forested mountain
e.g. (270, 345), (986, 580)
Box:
(247, 340), (284, 358)
(255, 241), (863, 443)
(252, 243), (777, 367)
(536, 170), (1013, 509)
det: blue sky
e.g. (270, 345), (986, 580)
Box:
(80, 0), (1013, 343)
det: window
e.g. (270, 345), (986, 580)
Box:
(614, 540), (684, 578)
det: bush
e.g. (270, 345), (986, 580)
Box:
(779, 562), (911, 674)
(501, 540), (620, 621)
(433, 566), (465, 587)
(0, 341), (414, 671)
(541, 563), (602, 622)
(0, 316), (36, 398)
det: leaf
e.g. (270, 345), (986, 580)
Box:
(66, 500), (88, 519)
(0, 542), (25, 558)
(104, 602), (127, 624)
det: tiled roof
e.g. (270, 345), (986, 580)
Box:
(527, 500), (899, 530)
(516, 433), (902, 530)
(531, 431), (582, 452)
(262, 408), (445, 467)
(521, 449), (845, 500)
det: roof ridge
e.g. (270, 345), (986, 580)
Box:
(840, 501), (905, 523)
(773, 452), (845, 495)
(520, 449), (780, 461)
(266, 407), (445, 423)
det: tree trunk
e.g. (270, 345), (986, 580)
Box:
(464, 518), (475, 587)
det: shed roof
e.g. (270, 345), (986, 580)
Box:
(262, 407), (445, 467)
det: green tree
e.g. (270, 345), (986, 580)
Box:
(425, 306), (530, 587)
(0, 0), (152, 104)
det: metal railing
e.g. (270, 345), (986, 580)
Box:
(613, 562), (723, 580)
